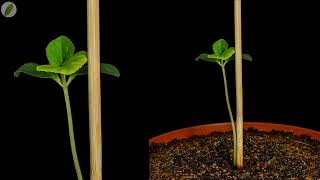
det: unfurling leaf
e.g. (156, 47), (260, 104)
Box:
(212, 39), (228, 56)
(207, 47), (235, 61)
(220, 47), (235, 60)
(37, 51), (87, 75)
(46, 35), (75, 66)
(61, 51), (88, 74)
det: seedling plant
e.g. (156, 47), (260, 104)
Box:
(196, 39), (251, 167)
(14, 35), (120, 180)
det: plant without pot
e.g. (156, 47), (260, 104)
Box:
(14, 35), (120, 180)
(149, 39), (320, 179)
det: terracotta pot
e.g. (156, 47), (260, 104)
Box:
(149, 122), (320, 144)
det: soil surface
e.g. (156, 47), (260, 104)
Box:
(149, 128), (320, 179)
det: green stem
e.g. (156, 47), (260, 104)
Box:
(221, 65), (237, 166)
(61, 75), (83, 180)
(67, 74), (77, 86)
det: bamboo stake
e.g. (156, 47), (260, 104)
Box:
(234, 0), (243, 168)
(87, 0), (102, 179)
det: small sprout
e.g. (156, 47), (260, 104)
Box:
(196, 39), (252, 167)
(196, 39), (252, 66)
(14, 35), (119, 180)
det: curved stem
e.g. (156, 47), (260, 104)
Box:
(221, 65), (237, 166)
(61, 75), (83, 180)
(67, 74), (77, 86)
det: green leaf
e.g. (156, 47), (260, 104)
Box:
(76, 63), (120, 77)
(46, 35), (75, 66)
(61, 51), (88, 73)
(37, 51), (87, 75)
(243, 53), (253, 61)
(101, 63), (120, 77)
(212, 39), (228, 56)
(14, 63), (51, 78)
(196, 53), (219, 63)
(5, 3), (13, 16)
(220, 47), (235, 60)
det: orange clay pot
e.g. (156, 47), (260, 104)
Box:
(149, 122), (320, 144)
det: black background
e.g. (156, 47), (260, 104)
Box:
(1, 0), (320, 179)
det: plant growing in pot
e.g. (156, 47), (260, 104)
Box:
(14, 35), (120, 180)
(150, 0), (320, 178)
(196, 38), (252, 168)
(149, 38), (320, 179)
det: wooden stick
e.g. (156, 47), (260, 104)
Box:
(234, 0), (243, 168)
(87, 0), (102, 179)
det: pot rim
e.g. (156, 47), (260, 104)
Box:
(149, 122), (320, 144)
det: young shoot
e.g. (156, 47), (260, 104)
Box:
(14, 35), (120, 180)
(196, 39), (251, 167)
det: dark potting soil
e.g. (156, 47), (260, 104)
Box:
(149, 128), (320, 179)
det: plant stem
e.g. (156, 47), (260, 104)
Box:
(221, 65), (237, 166)
(67, 74), (77, 86)
(62, 75), (83, 180)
